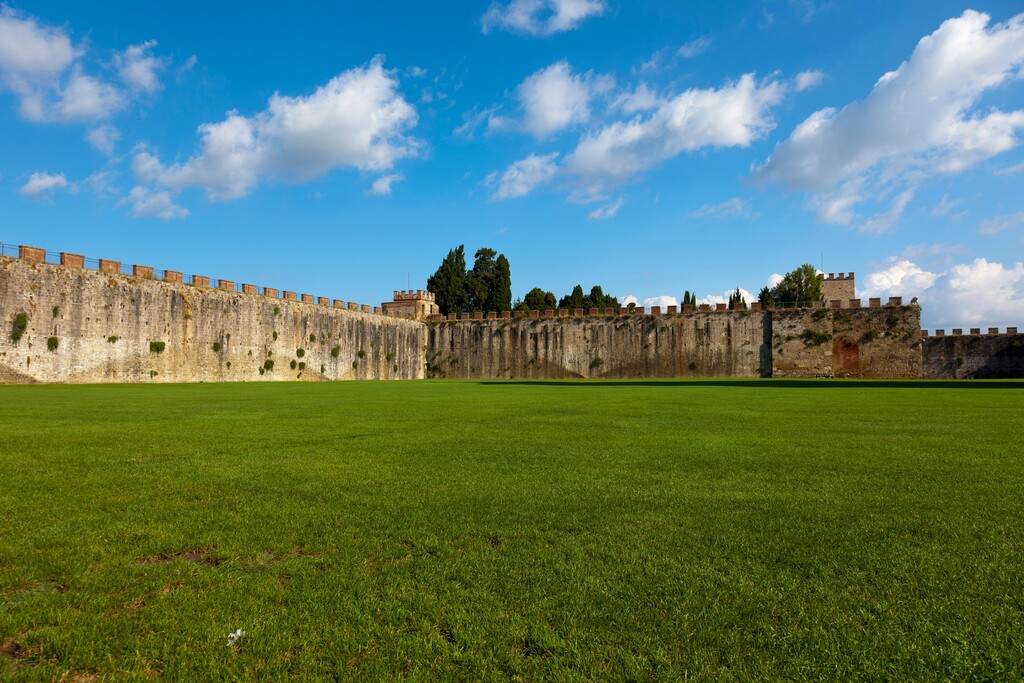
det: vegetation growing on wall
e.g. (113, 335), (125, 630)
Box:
(149, 341), (165, 354)
(800, 329), (833, 346)
(10, 312), (28, 343)
(47, 336), (59, 351)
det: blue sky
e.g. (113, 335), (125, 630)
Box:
(1, 1), (1023, 329)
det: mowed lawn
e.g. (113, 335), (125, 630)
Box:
(1, 380), (1022, 680)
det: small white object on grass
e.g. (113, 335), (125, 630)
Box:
(227, 629), (245, 646)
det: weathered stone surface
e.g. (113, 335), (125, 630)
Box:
(426, 312), (769, 379)
(0, 255), (970, 383)
(831, 306), (922, 378)
(0, 257), (426, 383)
(770, 309), (833, 378)
(923, 333), (1024, 379)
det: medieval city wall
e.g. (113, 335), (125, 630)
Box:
(921, 329), (1023, 379)
(6, 244), (1021, 383)
(426, 303), (923, 380)
(0, 254), (427, 384)
(426, 310), (769, 379)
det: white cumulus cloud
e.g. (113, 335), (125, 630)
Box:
(484, 70), (786, 204)
(794, 69), (824, 91)
(517, 61), (610, 137)
(486, 152), (559, 200)
(861, 256), (1024, 328)
(20, 171), (67, 198)
(122, 186), (189, 220)
(643, 295), (678, 309)
(0, 8), (164, 123)
(755, 10), (1024, 228)
(115, 40), (166, 93)
(136, 58), (419, 201)
(859, 258), (939, 299)
(482, 0), (607, 36)
(699, 287), (757, 307)
(367, 174), (404, 196)
(565, 73), (785, 200)
(86, 125), (120, 156)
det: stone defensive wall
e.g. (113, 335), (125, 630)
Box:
(0, 246), (427, 383)
(4, 243), (1020, 383)
(424, 299), (923, 380)
(920, 327), (1023, 379)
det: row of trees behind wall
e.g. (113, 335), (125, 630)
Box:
(427, 246), (823, 316)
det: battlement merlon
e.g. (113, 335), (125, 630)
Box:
(820, 272), (855, 281)
(391, 289), (436, 302)
(382, 288), (440, 319)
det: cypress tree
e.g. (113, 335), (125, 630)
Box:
(492, 254), (512, 311)
(426, 245), (468, 315)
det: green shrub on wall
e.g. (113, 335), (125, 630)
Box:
(52, 306), (60, 318)
(800, 329), (832, 347)
(331, 346), (340, 358)
(290, 360), (298, 370)
(10, 313), (28, 343)
(107, 336), (118, 344)
(212, 342), (222, 352)
(357, 349), (366, 358)
(296, 348), (305, 358)
(47, 336), (59, 351)
(264, 359), (274, 371)
(149, 341), (166, 354)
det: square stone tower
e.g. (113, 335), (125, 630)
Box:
(820, 272), (856, 306)
(382, 290), (439, 319)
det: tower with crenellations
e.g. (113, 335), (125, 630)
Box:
(819, 272), (856, 307)
(382, 290), (439, 319)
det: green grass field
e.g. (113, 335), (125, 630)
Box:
(1, 379), (1022, 680)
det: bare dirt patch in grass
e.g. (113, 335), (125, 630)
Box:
(137, 547), (221, 566)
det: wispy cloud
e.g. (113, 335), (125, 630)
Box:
(588, 197), (623, 219)
(690, 197), (749, 219)
(482, 0), (607, 36)
(20, 171), (67, 198)
(677, 35), (713, 58)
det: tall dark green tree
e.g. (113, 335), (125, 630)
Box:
(559, 285), (585, 310)
(682, 291), (697, 307)
(517, 287), (557, 311)
(728, 288), (746, 310)
(466, 248), (497, 312)
(492, 255), (512, 311)
(757, 286), (774, 309)
(427, 245), (468, 315)
(583, 285), (619, 310)
(770, 264), (823, 306)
